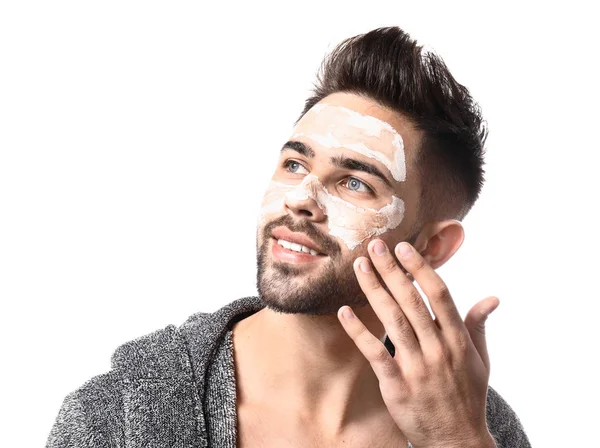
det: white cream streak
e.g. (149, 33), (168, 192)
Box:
(258, 175), (405, 250)
(291, 103), (406, 182)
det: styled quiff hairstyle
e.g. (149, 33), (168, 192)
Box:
(294, 26), (488, 232)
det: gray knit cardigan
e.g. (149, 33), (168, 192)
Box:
(46, 296), (531, 447)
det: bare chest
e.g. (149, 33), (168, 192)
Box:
(236, 407), (409, 448)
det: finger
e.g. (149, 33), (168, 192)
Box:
(368, 239), (441, 347)
(337, 305), (402, 380)
(353, 256), (421, 358)
(395, 242), (464, 333)
(464, 297), (500, 371)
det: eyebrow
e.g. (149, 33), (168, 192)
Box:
(280, 140), (395, 191)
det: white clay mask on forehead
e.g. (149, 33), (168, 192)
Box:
(258, 103), (407, 251)
(291, 103), (406, 182)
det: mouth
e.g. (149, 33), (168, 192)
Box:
(270, 237), (328, 264)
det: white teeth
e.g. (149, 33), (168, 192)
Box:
(277, 239), (321, 256)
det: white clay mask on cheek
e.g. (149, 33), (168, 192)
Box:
(259, 103), (408, 251)
(258, 174), (405, 251)
(258, 180), (296, 226)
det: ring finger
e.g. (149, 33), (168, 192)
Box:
(353, 256), (422, 359)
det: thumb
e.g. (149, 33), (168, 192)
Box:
(464, 296), (500, 371)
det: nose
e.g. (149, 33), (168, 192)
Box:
(284, 192), (326, 222)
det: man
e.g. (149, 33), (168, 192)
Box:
(46, 26), (531, 447)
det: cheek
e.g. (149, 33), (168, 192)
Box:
(326, 208), (391, 251)
(321, 194), (405, 251)
(257, 181), (294, 225)
(256, 178), (405, 253)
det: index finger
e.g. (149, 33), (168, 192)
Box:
(394, 242), (463, 331)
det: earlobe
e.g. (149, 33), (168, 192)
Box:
(418, 220), (465, 270)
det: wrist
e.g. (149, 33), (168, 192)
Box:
(465, 432), (497, 448)
(422, 432), (497, 448)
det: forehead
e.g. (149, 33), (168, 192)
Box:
(290, 93), (420, 184)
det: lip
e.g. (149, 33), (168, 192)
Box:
(271, 227), (325, 254)
(271, 237), (327, 264)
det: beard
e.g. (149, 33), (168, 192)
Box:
(255, 214), (372, 316)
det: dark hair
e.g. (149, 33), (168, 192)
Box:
(295, 26), (488, 230)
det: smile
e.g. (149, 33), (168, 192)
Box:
(271, 237), (327, 264)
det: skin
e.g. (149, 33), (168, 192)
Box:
(233, 92), (496, 447)
(259, 101), (407, 252)
(339, 243), (498, 448)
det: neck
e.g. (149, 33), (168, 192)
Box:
(232, 303), (391, 431)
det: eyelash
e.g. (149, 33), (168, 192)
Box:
(282, 159), (375, 195)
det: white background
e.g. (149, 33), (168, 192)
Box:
(1, 1), (598, 446)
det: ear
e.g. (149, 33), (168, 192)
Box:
(413, 219), (465, 270)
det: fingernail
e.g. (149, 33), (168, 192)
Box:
(481, 298), (500, 316)
(342, 307), (355, 320)
(360, 259), (372, 273)
(398, 243), (412, 259)
(373, 241), (386, 256)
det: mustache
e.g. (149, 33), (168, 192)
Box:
(263, 214), (341, 257)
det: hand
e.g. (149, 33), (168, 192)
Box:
(337, 240), (499, 448)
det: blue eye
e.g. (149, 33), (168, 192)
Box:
(284, 160), (309, 174)
(282, 160), (374, 195)
(346, 177), (373, 194)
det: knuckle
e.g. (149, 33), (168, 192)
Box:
(429, 342), (451, 365)
(355, 326), (373, 347)
(407, 359), (430, 382)
(418, 307), (435, 324)
(412, 257), (427, 272)
(419, 315), (439, 336)
(361, 337), (386, 361)
(390, 311), (409, 330)
(368, 278), (384, 291)
(432, 282), (450, 299)
(388, 317), (416, 347)
(383, 257), (399, 273)
(397, 275), (413, 289)
(373, 346), (391, 363)
(406, 291), (423, 307)
(451, 350), (468, 369)
(453, 329), (471, 351)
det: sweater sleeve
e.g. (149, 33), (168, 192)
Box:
(45, 391), (106, 448)
(486, 385), (531, 448)
(45, 372), (124, 448)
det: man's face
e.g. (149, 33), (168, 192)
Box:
(256, 92), (421, 316)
